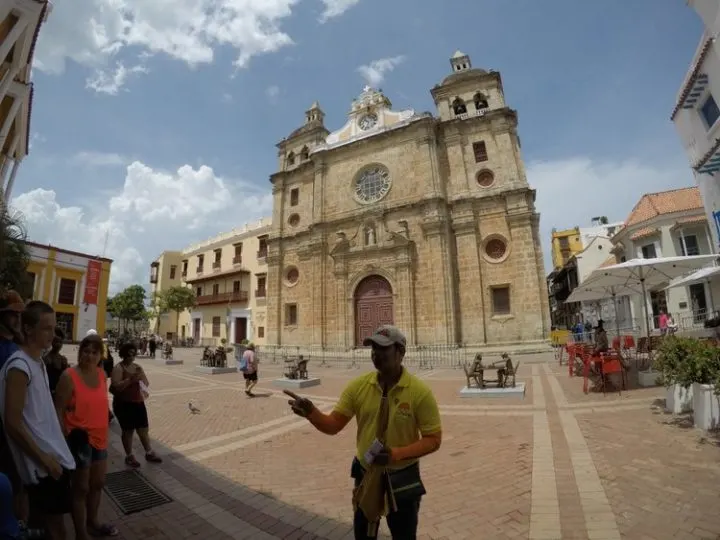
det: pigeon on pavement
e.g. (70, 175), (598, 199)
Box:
(188, 402), (201, 414)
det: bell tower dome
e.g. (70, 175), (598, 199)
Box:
(450, 50), (472, 73)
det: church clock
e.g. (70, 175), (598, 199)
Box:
(358, 113), (378, 131)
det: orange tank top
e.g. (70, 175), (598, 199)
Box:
(64, 367), (109, 450)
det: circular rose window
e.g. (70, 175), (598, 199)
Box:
(476, 169), (494, 188)
(485, 238), (507, 260)
(288, 213), (300, 227)
(286, 267), (299, 285)
(354, 165), (391, 204)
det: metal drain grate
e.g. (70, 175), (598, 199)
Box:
(104, 470), (172, 515)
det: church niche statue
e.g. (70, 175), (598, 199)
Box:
(364, 224), (376, 246)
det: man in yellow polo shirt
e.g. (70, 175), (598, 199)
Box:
(285, 325), (442, 539)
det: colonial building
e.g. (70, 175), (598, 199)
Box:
(170, 218), (271, 346)
(610, 186), (716, 333)
(266, 51), (550, 348)
(0, 0), (51, 200)
(24, 240), (112, 340)
(148, 250), (184, 339)
(547, 218), (624, 328)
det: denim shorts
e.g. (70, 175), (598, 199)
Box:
(74, 442), (108, 469)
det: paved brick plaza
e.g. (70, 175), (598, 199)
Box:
(81, 347), (720, 540)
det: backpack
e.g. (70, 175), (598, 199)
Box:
(237, 349), (248, 372)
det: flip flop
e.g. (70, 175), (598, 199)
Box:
(88, 523), (119, 537)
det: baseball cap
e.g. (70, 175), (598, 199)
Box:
(363, 325), (407, 347)
(0, 290), (24, 313)
(86, 329), (98, 336)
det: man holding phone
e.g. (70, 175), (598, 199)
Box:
(285, 325), (442, 539)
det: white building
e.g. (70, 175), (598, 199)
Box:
(672, 0), (720, 252)
(610, 187), (718, 334)
(0, 0), (52, 200)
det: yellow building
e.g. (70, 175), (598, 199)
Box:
(0, 0), (51, 200)
(148, 250), (184, 339)
(550, 227), (583, 271)
(150, 219), (271, 346)
(24, 240), (112, 340)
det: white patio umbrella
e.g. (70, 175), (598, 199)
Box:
(664, 264), (720, 313)
(581, 255), (720, 340)
(565, 282), (644, 338)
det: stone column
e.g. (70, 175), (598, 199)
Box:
(443, 132), (470, 198)
(420, 214), (458, 345)
(452, 212), (486, 345)
(265, 250), (282, 346)
(507, 212), (545, 341)
(0, 17), (28, 68)
(0, 95), (22, 149)
(3, 159), (20, 201)
(334, 262), (348, 348)
(394, 255), (417, 345)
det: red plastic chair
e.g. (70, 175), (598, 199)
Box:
(600, 356), (626, 396)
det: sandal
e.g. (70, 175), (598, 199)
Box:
(88, 523), (119, 537)
(124, 455), (140, 468)
(145, 452), (163, 464)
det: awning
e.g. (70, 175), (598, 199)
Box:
(664, 264), (720, 290)
(694, 137), (720, 175)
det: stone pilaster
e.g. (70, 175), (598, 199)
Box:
(507, 211), (545, 341)
(452, 209), (486, 345)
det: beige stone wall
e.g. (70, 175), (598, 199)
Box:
(266, 72), (550, 348)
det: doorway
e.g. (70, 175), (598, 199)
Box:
(56, 313), (75, 341)
(650, 290), (667, 329)
(354, 275), (394, 346)
(192, 318), (201, 342)
(689, 283), (708, 323)
(235, 317), (248, 343)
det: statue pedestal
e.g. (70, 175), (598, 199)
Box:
(194, 366), (237, 375)
(273, 377), (321, 389)
(460, 383), (526, 398)
(162, 358), (183, 366)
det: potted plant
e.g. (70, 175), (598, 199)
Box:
(654, 337), (696, 414)
(685, 341), (720, 431)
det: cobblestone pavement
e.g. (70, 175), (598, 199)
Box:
(59, 346), (720, 539)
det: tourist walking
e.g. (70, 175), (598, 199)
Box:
(239, 344), (258, 397)
(54, 333), (118, 538)
(147, 336), (156, 359)
(0, 301), (76, 540)
(285, 325), (442, 539)
(110, 343), (162, 468)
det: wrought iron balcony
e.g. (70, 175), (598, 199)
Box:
(212, 261), (221, 270)
(233, 255), (242, 265)
(195, 291), (249, 306)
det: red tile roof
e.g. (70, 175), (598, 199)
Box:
(625, 187), (703, 228)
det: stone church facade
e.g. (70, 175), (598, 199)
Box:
(266, 51), (550, 348)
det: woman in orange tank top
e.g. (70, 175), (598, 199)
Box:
(54, 334), (118, 538)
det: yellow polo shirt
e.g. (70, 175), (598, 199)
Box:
(334, 368), (441, 470)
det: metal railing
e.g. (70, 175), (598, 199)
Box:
(254, 344), (488, 370)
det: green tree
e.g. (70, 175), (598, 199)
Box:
(0, 205), (32, 299)
(108, 284), (148, 331)
(163, 286), (196, 338)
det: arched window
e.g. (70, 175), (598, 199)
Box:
(452, 97), (467, 115)
(300, 146), (309, 161)
(474, 92), (489, 110)
(286, 152), (295, 167)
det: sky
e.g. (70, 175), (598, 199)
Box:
(9, 0), (705, 293)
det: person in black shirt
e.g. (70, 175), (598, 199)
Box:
(43, 329), (68, 395)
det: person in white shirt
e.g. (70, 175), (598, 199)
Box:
(0, 301), (75, 540)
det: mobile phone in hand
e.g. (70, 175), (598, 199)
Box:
(364, 439), (384, 464)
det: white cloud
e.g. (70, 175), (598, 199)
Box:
(86, 62), (149, 95)
(10, 161), (272, 293)
(266, 85), (280, 99)
(318, 0), (362, 22)
(357, 55), (406, 88)
(34, 0), (305, 93)
(529, 157), (692, 273)
(72, 151), (127, 167)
